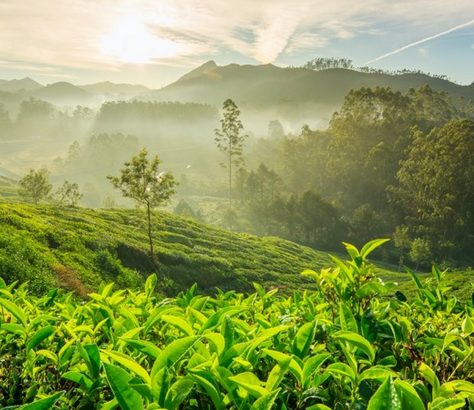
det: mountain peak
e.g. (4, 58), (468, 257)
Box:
(177, 60), (219, 82)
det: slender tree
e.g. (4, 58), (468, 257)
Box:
(214, 99), (247, 210)
(108, 148), (177, 262)
(18, 168), (52, 204)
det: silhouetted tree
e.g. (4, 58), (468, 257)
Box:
(214, 99), (247, 210)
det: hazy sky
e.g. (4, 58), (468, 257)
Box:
(1, 0), (473, 88)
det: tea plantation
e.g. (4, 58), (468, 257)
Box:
(0, 203), (333, 295)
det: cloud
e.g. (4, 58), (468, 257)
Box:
(285, 33), (329, 54)
(0, 0), (473, 73)
(367, 18), (474, 64)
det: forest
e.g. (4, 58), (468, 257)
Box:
(1, 81), (473, 268)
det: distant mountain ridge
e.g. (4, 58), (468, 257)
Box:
(31, 81), (93, 105)
(1, 66), (472, 114)
(0, 77), (44, 93)
(79, 81), (149, 95)
(0, 79), (150, 106)
(142, 61), (474, 111)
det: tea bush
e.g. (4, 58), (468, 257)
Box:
(0, 240), (473, 409)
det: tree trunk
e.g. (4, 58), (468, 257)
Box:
(146, 202), (155, 262)
(229, 151), (232, 211)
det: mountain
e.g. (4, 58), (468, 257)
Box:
(0, 77), (44, 93)
(143, 62), (474, 115)
(30, 81), (95, 105)
(80, 81), (149, 96)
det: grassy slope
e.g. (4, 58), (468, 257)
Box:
(0, 202), (333, 295)
(0, 177), (20, 201)
(0, 201), (471, 299)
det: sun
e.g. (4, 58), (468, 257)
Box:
(100, 15), (179, 64)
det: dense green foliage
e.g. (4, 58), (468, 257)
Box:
(241, 86), (474, 266)
(392, 120), (474, 263)
(1, 241), (473, 409)
(0, 203), (330, 295)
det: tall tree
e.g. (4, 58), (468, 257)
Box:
(108, 148), (177, 262)
(214, 99), (247, 210)
(392, 119), (474, 262)
(327, 87), (413, 211)
(18, 169), (52, 204)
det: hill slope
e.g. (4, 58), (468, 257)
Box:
(144, 61), (474, 110)
(0, 77), (43, 93)
(0, 203), (330, 295)
(80, 81), (149, 95)
(31, 81), (94, 105)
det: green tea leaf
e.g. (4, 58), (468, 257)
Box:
(250, 388), (280, 410)
(367, 377), (402, 410)
(151, 335), (200, 377)
(101, 349), (151, 384)
(104, 363), (144, 410)
(189, 370), (224, 410)
(419, 362), (440, 397)
(333, 331), (375, 363)
(27, 325), (55, 351)
(228, 372), (269, 398)
(0, 298), (26, 326)
(360, 239), (390, 259)
(393, 379), (425, 410)
(161, 314), (194, 336)
(359, 366), (397, 382)
(293, 321), (316, 359)
(122, 339), (162, 359)
(18, 392), (64, 410)
(84, 344), (101, 379)
(325, 363), (356, 383)
(165, 377), (194, 409)
(430, 397), (466, 410)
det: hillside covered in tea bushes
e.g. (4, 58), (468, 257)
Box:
(0, 203), (334, 295)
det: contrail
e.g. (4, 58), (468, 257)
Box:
(366, 19), (474, 64)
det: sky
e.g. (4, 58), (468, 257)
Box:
(0, 0), (473, 88)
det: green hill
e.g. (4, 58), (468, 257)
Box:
(0, 201), (471, 299)
(0, 203), (332, 295)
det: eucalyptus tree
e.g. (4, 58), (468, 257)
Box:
(214, 99), (247, 210)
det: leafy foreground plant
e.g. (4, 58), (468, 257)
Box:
(0, 240), (473, 409)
